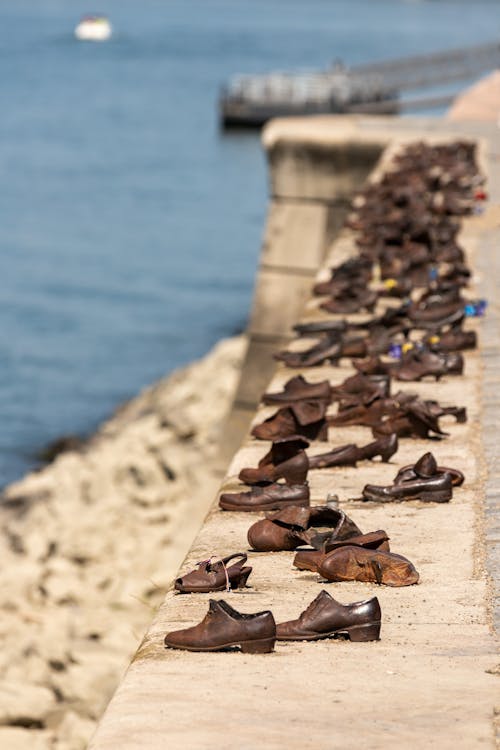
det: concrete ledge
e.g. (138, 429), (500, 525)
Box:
(89, 117), (500, 749)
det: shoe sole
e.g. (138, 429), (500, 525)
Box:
(293, 561), (321, 573)
(219, 498), (309, 512)
(362, 490), (451, 503)
(164, 637), (275, 653)
(293, 554), (324, 573)
(277, 621), (381, 643)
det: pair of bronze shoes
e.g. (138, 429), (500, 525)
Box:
(253, 376), (334, 441)
(164, 593), (382, 653)
(247, 505), (361, 552)
(362, 451), (463, 503)
(291, 529), (419, 587)
(219, 437), (310, 511)
(254, 374), (391, 442)
(246, 505), (419, 587)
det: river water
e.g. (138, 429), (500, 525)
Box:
(1, 0), (498, 486)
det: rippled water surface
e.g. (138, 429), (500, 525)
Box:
(1, 0), (499, 485)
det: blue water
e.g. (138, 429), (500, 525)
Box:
(1, 0), (499, 486)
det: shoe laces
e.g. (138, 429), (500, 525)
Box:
(301, 593), (327, 619)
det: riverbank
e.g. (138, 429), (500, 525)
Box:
(0, 335), (245, 750)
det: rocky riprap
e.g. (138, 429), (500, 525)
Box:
(0, 336), (245, 750)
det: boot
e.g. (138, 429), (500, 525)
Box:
(238, 437), (309, 486)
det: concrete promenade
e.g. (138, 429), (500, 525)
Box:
(89, 117), (500, 749)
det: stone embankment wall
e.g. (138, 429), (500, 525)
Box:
(225, 130), (383, 452)
(0, 336), (245, 750)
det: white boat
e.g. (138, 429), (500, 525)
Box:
(74, 15), (112, 42)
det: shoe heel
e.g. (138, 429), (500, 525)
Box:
(346, 621), (381, 642)
(419, 490), (452, 503)
(380, 447), (395, 462)
(232, 567), (252, 589)
(240, 637), (275, 654)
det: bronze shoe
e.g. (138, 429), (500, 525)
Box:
(276, 590), (381, 642)
(408, 299), (464, 324)
(394, 451), (464, 487)
(318, 547), (419, 587)
(219, 482), (310, 512)
(424, 400), (467, 424)
(312, 257), (373, 297)
(308, 434), (398, 470)
(274, 333), (342, 368)
(251, 402), (328, 442)
(164, 599), (276, 653)
(262, 375), (332, 405)
(328, 398), (397, 427)
(372, 401), (448, 439)
(424, 326), (477, 352)
(247, 505), (361, 553)
(394, 350), (464, 381)
(362, 471), (453, 503)
(354, 433), (398, 462)
(238, 436), (309, 486)
(330, 372), (391, 402)
(308, 443), (359, 470)
(353, 355), (393, 376)
(293, 320), (348, 337)
(174, 553), (252, 593)
(320, 289), (378, 314)
(293, 530), (390, 572)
